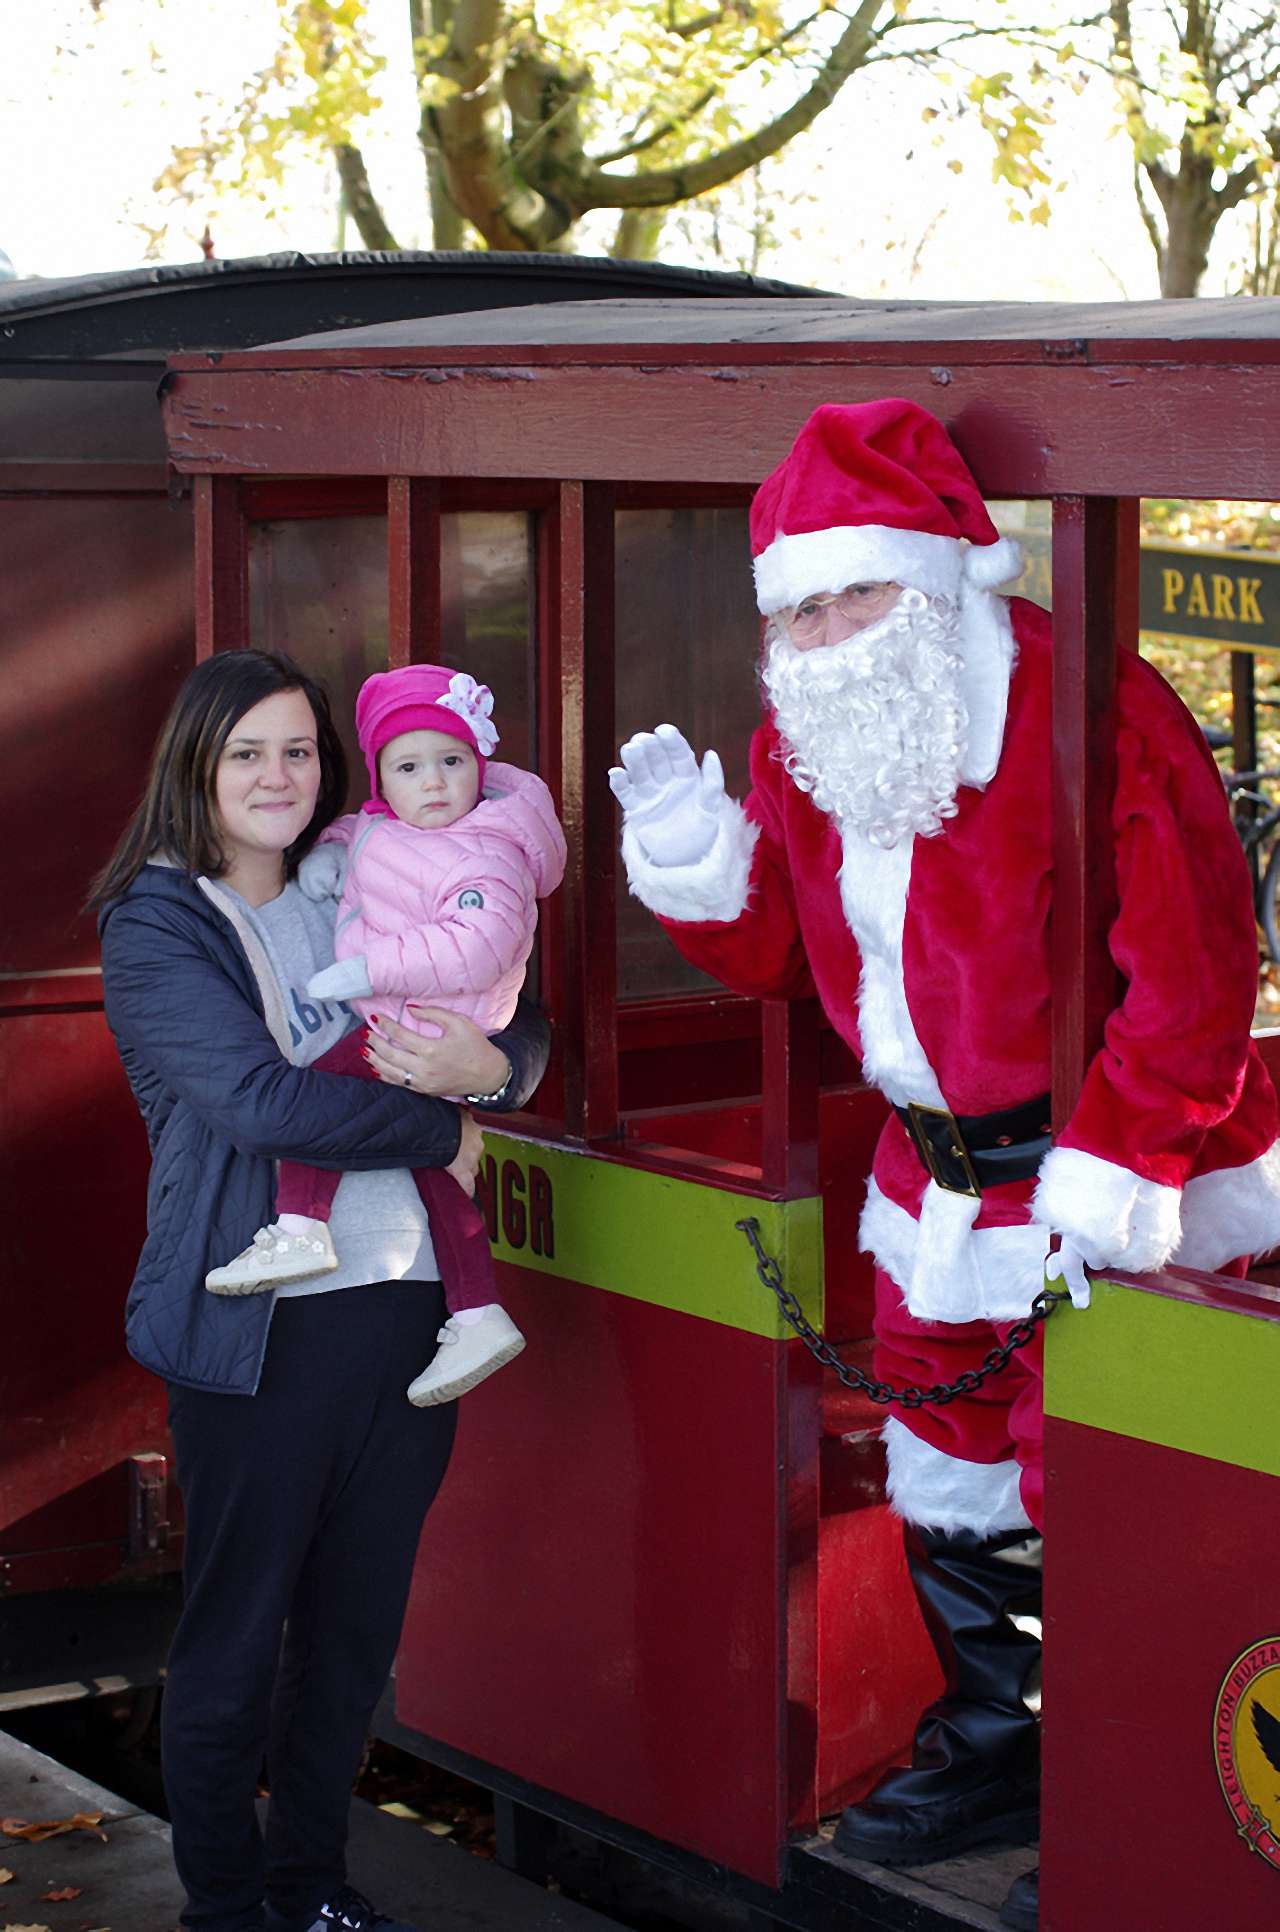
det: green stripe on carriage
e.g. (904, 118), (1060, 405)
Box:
(1045, 1279), (1280, 1477)
(479, 1133), (822, 1338)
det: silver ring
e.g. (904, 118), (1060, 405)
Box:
(403, 1071), (413, 1088)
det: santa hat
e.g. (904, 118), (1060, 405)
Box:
(355, 663), (499, 800)
(750, 399), (1021, 615)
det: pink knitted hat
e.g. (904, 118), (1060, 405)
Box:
(354, 663), (499, 800)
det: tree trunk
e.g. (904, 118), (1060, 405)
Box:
(426, 141), (467, 250)
(1150, 149), (1217, 296)
(1158, 197), (1216, 296)
(334, 143), (400, 252)
(611, 208), (667, 260)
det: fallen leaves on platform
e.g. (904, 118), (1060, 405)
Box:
(0, 1814), (107, 1844)
(38, 1890), (81, 1903)
(360, 1746), (495, 1858)
(2, 1921), (54, 1931)
(0, 1873), (11, 1885)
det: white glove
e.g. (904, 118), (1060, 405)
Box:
(1044, 1235), (1092, 1311)
(297, 844), (348, 901)
(608, 723), (725, 868)
(306, 954), (373, 1003)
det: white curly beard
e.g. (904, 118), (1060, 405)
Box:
(760, 588), (968, 848)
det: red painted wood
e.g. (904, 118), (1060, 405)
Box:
(394, 1261), (928, 1885)
(1049, 497), (1124, 1133)
(0, 1012), (171, 1538)
(386, 475), (441, 669)
(238, 477), (557, 519)
(761, 997), (821, 1196)
(395, 1273), (791, 1884)
(1043, 1418), (1280, 1931)
(0, 463), (168, 493)
(166, 333), (1280, 375)
(554, 481), (619, 1142)
(193, 474), (248, 657)
(163, 363), (1280, 500)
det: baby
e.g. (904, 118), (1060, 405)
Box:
(206, 662), (565, 1406)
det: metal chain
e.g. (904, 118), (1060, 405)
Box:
(735, 1216), (1067, 1410)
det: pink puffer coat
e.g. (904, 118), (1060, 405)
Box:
(322, 763), (565, 1036)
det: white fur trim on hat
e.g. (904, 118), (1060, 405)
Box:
(754, 525), (964, 614)
(883, 1417), (1033, 1535)
(1032, 1145), (1182, 1272)
(1173, 1141), (1280, 1271)
(753, 525), (1022, 615)
(620, 794), (759, 925)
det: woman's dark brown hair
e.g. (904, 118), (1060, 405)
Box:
(89, 651), (348, 907)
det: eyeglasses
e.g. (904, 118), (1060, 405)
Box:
(778, 583), (901, 645)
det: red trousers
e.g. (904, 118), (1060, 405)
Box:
(275, 1027), (497, 1315)
(873, 1266), (1048, 1529)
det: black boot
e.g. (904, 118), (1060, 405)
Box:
(999, 1866), (1038, 1930)
(833, 1522), (1041, 1866)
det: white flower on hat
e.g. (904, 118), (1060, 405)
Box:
(438, 671), (499, 756)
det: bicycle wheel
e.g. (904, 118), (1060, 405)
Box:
(1261, 829), (1280, 964)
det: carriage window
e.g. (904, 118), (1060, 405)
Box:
(437, 513), (534, 772)
(247, 509), (534, 805)
(989, 499), (1051, 606)
(249, 514), (389, 797)
(614, 506), (762, 1000)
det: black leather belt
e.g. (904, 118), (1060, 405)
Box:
(892, 1095), (1053, 1200)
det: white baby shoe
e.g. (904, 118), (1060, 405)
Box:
(205, 1220), (338, 1295)
(406, 1306), (526, 1406)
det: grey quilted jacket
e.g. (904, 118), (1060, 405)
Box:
(99, 863), (550, 1395)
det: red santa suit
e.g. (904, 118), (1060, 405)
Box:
(619, 401), (1280, 1537)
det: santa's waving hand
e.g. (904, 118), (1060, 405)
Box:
(611, 397), (1280, 1892)
(608, 724), (725, 868)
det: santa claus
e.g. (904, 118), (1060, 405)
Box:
(609, 400), (1280, 1921)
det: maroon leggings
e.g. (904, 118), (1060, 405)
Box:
(275, 1027), (497, 1315)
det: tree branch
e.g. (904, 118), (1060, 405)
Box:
(562, 0), (885, 214)
(334, 142), (400, 251)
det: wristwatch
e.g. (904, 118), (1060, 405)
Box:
(464, 1056), (515, 1108)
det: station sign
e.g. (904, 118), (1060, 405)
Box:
(1003, 531), (1280, 652)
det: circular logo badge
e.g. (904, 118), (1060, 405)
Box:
(458, 889), (484, 910)
(1214, 1639), (1280, 1867)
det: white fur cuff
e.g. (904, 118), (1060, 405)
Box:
(620, 795), (759, 925)
(860, 1179), (1052, 1324)
(883, 1417), (1033, 1535)
(1174, 1141), (1280, 1271)
(1032, 1145), (1181, 1273)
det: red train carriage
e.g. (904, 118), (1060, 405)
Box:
(155, 296), (1280, 1931)
(8, 275), (1280, 1930)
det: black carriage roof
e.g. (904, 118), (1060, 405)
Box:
(0, 250), (824, 361)
(251, 293), (1280, 357)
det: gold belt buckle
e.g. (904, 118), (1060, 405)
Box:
(906, 1102), (983, 1200)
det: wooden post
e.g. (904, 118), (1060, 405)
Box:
(555, 481), (619, 1141)
(387, 476), (442, 668)
(1049, 497), (1135, 1132)
(1231, 649), (1259, 881)
(193, 475), (248, 657)
(761, 999), (821, 1197)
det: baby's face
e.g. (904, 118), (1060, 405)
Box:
(378, 728), (480, 829)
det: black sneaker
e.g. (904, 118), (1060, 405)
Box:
(297, 1886), (423, 1932)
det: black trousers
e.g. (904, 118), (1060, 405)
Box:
(164, 1282), (457, 1932)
